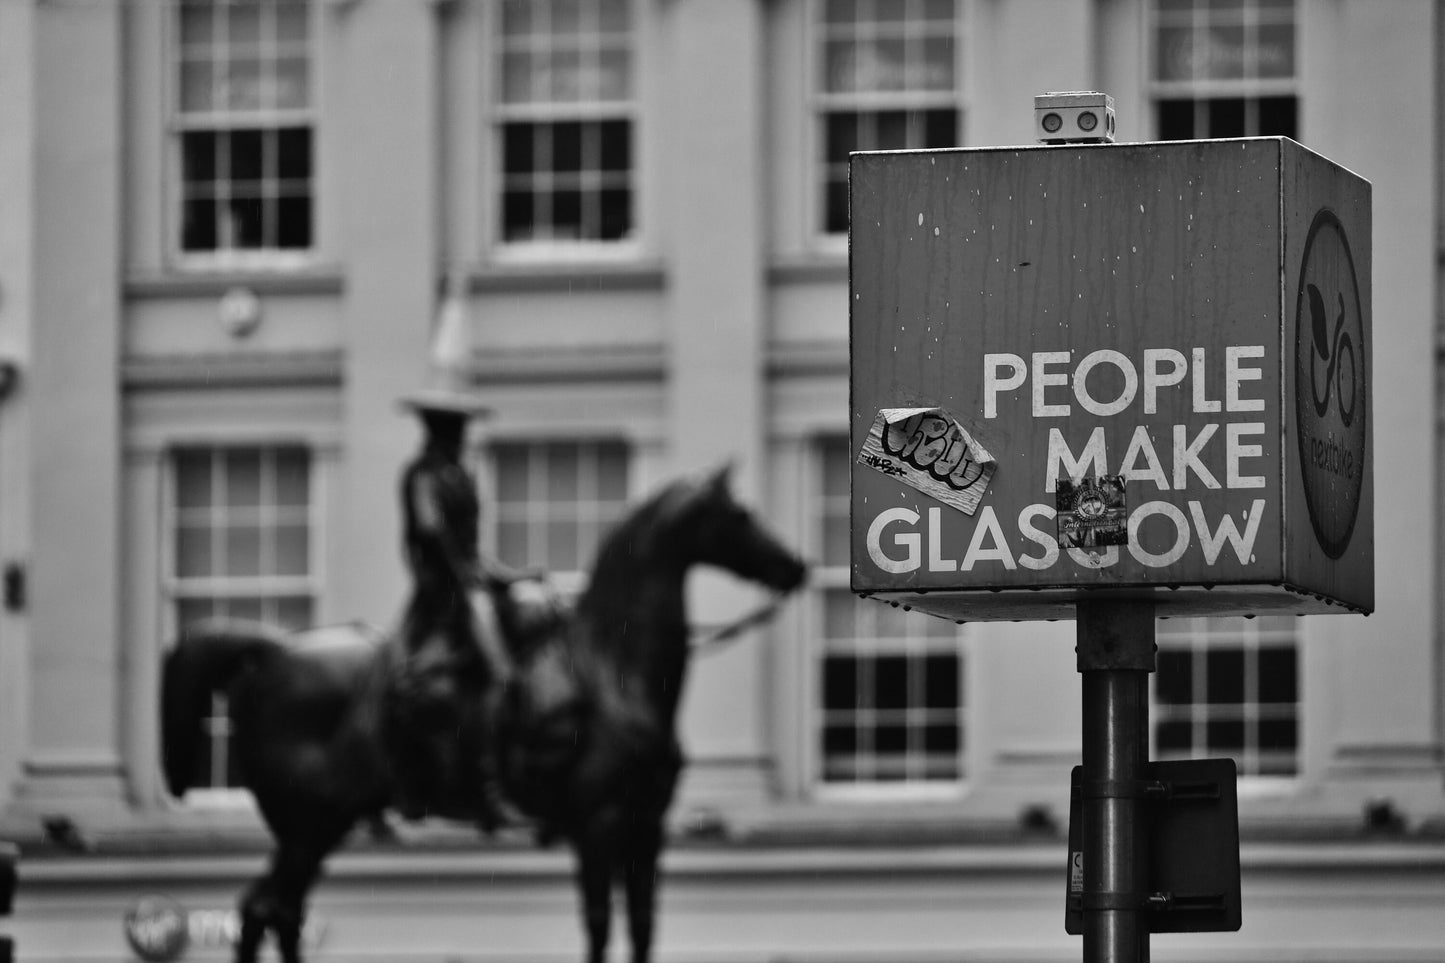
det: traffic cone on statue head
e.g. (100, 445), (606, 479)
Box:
(398, 266), (492, 419)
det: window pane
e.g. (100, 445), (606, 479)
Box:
(1157, 720), (1193, 755)
(596, 448), (628, 501)
(823, 655), (857, 708)
(553, 0), (582, 35)
(225, 449), (263, 507)
(503, 51), (536, 103)
(598, 46), (630, 100)
(274, 57), (310, 110)
(920, 37), (955, 90)
(553, 122), (583, 173)
(227, 2), (263, 48)
(1205, 25), (1246, 80)
(551, 48), (583, 101)
(226, 524), (263, 577)
(1157, 99), (1196, 140)
(599, 188), (631, 241)
(553, 190), (583, 236)
(183, 131), (218, 184)
(599, 120), (630, 171)
(275, 524), (309, 576)
(599, 0), (628, 33)
(497, 519), (531, 566)
(821, 512), (850, 567)
(1258, 718), (1298, 752)
(227, 58), (267, 111)
(1207, 97), (1246, 137)
(875, 656), (908, 711)
(175, 450), (213, 508)
(922, 653), (958, 707)
(274, 197), (310, 248)
(276, 1), (308, 43)
(180, 59), (217, 113)
(176, 525), (214, 577)
(502, 0), (534, 36)
(1258, 96), (1297, 138)
(229, 130), (264, 182)
(875, 111), (909, 150)
(1156, 649), (1193, 704)
(274, 596), (314, 633)
(1205, 648), (1245, 704)
(923, 108), (957, 147)
(177, 598), (217, 631)
(823, 0), (859, 24)
(546, 520), (581, 570)
(1257, 647), (1297, 703)
(180, 2), (215, 46)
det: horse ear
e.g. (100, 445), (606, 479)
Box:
(707, 460), (736, 494)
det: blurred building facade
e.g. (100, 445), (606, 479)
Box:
(0, 0), (1442, 960)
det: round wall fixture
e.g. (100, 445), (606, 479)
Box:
(219, 287), (263, 339)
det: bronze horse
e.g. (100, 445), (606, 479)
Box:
(161, 466), (808, 963)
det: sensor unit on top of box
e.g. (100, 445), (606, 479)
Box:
(1035, 91), (1116, 145)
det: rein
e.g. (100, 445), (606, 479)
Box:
(688, 591), (788, 654)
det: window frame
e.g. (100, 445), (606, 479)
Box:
(807, 435), (968, 802)
(483, 436), (632, 598)
(1152, 615), (1303, 794)
(482, 0), (646, 265)
(164, 0), (322, 272)
(805, 0), (969, 253)
(160, 442), (322, 806)
(1147, 0), (1299, 140)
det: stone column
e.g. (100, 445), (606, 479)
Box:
(11, 0), (127, 819)
(331, 0), (441, 628)
(662, 0), (772, 808)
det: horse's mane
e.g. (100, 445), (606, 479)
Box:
(583, 476), (697, 595)
(576, 474), (703, 641)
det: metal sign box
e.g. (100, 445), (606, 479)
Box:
(849, 138), (1372, 620)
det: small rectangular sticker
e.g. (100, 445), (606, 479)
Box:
(1055, 475), (1128, 549)
(857, 407), (996, 516)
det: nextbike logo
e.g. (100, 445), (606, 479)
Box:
(124, 895), (327, 962)
(1294, 208), (1366, 559)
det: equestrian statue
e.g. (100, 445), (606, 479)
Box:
(160, 358), (808, 963)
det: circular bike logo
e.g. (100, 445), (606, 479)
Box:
(123, 895), (190, 962)
(1294, 208), (1366, 559)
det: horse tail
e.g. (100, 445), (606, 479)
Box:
(161, 618), (287, 799)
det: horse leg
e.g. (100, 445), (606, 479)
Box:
(272, 822), (352, 963)
(239, 818), (351, 963)
(623, 818), (665, 963)
(236, 875), (274, 963)
(575, 830), (615, 963)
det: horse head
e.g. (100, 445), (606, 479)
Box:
(671, 462), (808, 595)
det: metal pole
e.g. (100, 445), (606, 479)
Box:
(1076, 598), (1155, 963)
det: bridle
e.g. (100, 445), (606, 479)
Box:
(688, 591), (790, 654)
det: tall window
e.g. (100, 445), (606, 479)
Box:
(489, 440), (630, 587)
(167, 445), (317, 791)
(1154, 616), (1300, 777)
(173, 0), (315, 258)
(494, 0), (636, 246)
(815, 438), (965, 787)
(814, 0), (963, 236)
(1152, 0), (1298, 140)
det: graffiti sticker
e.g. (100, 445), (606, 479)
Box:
(1055, 474), (1128, 549)
(858, 407), (997, 516)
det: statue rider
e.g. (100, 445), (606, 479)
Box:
(390, 277), (563, 830)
